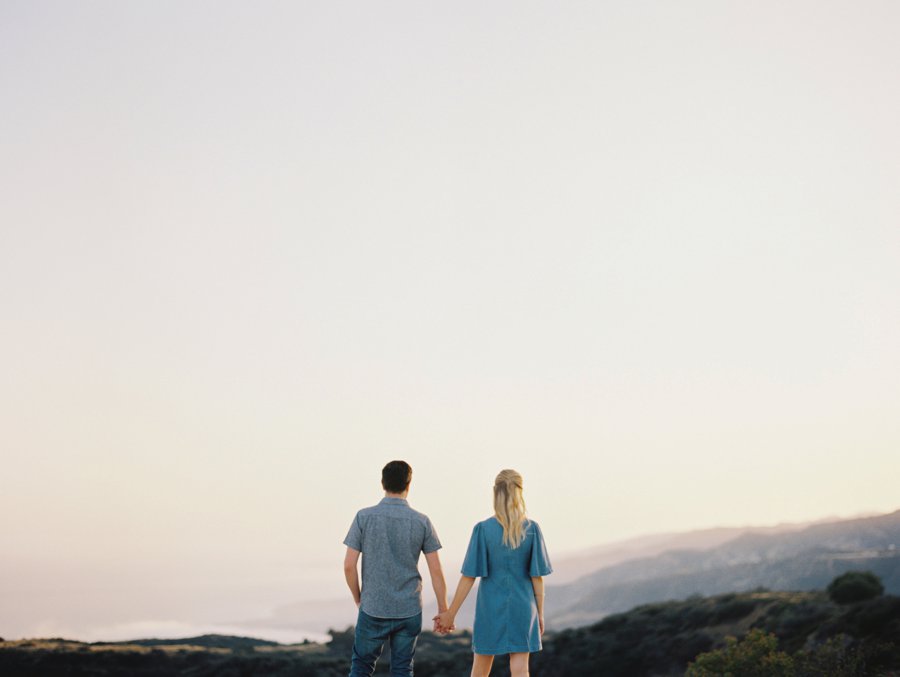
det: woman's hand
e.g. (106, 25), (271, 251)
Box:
(433, 610), (456, 634)
(539, 614), (545, 636)
(435, 575), (474, 635)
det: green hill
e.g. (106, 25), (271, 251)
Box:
(2, 588), (899, 676)
(533, 589), (900, 676)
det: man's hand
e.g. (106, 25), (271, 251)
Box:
(432, 610), (455, 635)
(431, 607), (446, 633)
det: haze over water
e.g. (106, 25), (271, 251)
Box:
(2, 1), (899, 642)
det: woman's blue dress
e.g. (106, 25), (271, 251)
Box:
(461, 517), (553, 655)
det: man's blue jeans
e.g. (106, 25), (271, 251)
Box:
(349, 609), (422, 677)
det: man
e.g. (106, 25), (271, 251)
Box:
(343, 460), (448, 677)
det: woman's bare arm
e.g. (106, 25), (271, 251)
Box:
(434, 575), (476, 632)
(531, 576), (545, 635)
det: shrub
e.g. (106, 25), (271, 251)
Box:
(795, 635), (867, 677)
(685, 629), (795, 677)
(827, 572), (884, 605)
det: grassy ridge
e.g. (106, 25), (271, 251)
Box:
(2, 591), (899, 676)
(533, 591), (900, 676)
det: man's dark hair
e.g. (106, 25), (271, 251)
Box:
(382, 460), (412, 494)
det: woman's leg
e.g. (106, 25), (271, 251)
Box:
(471, 653), (494, 677)
(509, 652), (530, 677)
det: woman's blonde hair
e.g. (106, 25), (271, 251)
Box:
(494, 469), (527, 548)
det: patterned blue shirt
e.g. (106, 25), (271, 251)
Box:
(344, 497), (442, 618)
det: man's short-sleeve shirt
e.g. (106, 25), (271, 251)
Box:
(343, 497), (442, 619)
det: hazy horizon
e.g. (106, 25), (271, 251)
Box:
(3, 0), (899, 644)
(5, 507), (895, 644)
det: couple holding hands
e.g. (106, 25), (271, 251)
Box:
(343, 461), (552, 677)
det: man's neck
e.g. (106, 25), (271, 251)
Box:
(384, 491), (408, 499)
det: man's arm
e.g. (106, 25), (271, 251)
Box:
(424, 550), (449, 612)
(343, 547), (361, 607)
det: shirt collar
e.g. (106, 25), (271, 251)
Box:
(380, 497), (409, 505)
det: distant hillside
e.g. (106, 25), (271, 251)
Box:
(548, 509), (900, 628)
(550, 519), (831, 585)
(108, 633), (280, 650)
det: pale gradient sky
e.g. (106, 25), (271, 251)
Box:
(2, 0), (899, 642)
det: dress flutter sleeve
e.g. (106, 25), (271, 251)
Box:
(528, 521), (553, 577)
(461, 522), (489, 578)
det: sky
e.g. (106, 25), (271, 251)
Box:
(2, 0), (899, 642)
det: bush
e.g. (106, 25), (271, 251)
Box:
(685, 629), (795, 677)
(795, 635), (868, 677)
(827, 572), (884, 605)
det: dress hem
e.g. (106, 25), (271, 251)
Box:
(472, 646), (542, 655)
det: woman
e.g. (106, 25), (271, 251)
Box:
(435, 469), (552, 677)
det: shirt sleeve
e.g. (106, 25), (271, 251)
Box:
(423, 516), (442, 554)
(461, 522), (489, 578)
(343, 513), (363, 551)
(528, 521), (553, 577)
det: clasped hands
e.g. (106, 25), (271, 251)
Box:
(431, 609), (456, 635)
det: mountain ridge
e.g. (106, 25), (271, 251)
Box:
(547, 508), (900, 628)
